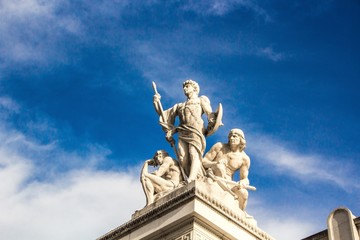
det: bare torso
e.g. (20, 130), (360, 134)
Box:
(177, 97), (204, 131)
(217, 146), (245, 177)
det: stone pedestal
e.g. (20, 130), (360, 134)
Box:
(98, 180), (275, 240)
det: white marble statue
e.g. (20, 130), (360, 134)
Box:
(140, 150), (183, 206)
(202, 129), (255, 211)
(153, 80), (222, 183)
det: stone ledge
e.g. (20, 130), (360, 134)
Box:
(97, 180), (275, 240)
(97, 182), (196, 240)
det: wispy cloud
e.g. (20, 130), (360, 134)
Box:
(181, 0), (271, 21)
(246, 197), (320, 239)
(220, 110), (359, 191)
(0, 97), (20, 113)
(125, 30), (243, 102)
(0, 157), (143, 240)
(0, 0), (83, 67)
(0, 0), (161, 69)
(247, 133), (359, 190)
(256, 46), (285, 62)
(128, 40), (190, 96)
(0, 0), (279, 77)
(0, 95), (110, 172)
(0, 98), (144, 240)
(256, 211), (317, 239)
(128, 45), (228, 111)
(126, 37), (225, 103)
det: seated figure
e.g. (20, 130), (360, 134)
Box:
(141, 150), (183, 206)
(202, 129), (251, 211)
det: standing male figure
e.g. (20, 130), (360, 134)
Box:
(202, 129), (251, 211)
(153, 79), (217, 182)
(141, 150), (183, 206)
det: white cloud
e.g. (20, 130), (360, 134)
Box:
(130, 41), (186, 83)
(126, 34), (244, 105)
(245, 197), (324, 240)
(126, 39), (210, 101)
(0, 97), (20, 113)
(259, 214), (317, 240)
(0, 163), (143, 240)
(0, 116), (144, 240)
(0, 0), (278, 76)
(0, 96), (145, 240)
(220, 113), (358, 190)
(247, 133), (359, 190)
(0, 0), (83, 67)
(257, 46), (285, 62)
(181, 0), (271, 21)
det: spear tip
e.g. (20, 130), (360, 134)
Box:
(152, 81), (158, 93)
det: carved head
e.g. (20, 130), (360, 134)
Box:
(153, 150), (169, 166)
(183, 79), (200, 95)
(228, 128), (246, 150)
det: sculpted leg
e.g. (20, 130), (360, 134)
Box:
(187, 145), (203, 182)
(141, 177), (155, 206)
(146, 174), (174, 192)
(178, 140), (190, 177)
(233, 188), (248, 211)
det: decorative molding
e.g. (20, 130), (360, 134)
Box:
(175, 232), (192, 240)
(97, 185), (196, 240)
(194, 230), (212, 240)
(193, 183), (274, 240)
(97, 180), (275, 240)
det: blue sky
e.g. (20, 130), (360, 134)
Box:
(0, 0), (359, 239)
